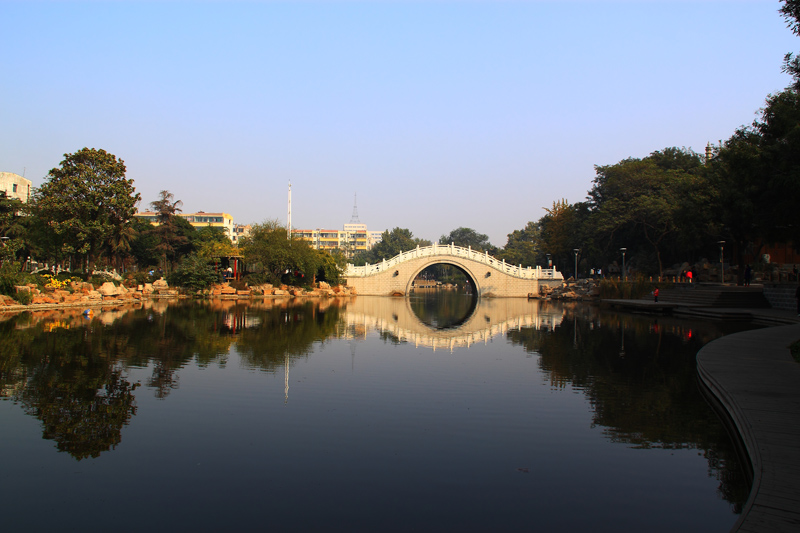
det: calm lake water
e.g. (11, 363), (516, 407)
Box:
(0, 292), (756, 532)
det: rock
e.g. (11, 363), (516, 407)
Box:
(97, 282), (121, 296)
(319, 281), (331, 289)
(152, 278), (169, 290)
(273, 289), (286, 296)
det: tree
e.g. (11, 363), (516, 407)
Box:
(168, 253), (219, 291)
(499, 221), (541, 267)
(438, 227), (495, 253)
(539, 199), (581, 272)
(359, 227), (419, 264)
(149, 190), (193, 274)
(587, 149), (708, 279)
(240, 220), (325, 286)
(33, 148), (139, 271)
(195, 226), (238, 261)
(0, 192), (25, 263)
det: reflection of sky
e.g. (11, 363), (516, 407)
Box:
(112, 331), (737, 532)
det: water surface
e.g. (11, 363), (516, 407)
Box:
(0, 295), (753, 532)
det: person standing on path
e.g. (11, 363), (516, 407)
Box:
(654, 287), (659, 303)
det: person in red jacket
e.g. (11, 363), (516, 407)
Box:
(654, 287), (659, 303)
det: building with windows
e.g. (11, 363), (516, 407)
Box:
(292, 223), (384, 257)
(0, 172), (32, 203)
(232, 224), (251, 244)
(134, 211), (235, 240)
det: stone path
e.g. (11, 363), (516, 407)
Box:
(697, 321), (800, 532)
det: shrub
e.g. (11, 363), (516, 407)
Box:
(14, 290), (33, 305)
(0, 261), (22, 297)
(168, 254), (219, 292)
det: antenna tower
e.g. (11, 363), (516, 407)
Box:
(350, 193), (360, 224)
(287, 181), (292, 238)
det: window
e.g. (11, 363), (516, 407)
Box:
(12, 184), (17, 193)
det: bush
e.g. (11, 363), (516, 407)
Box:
(598, 276), (670, 299)
(14, 289), (33, 305)
(168, 254), (219, 292)
(0, 262), (22, 297)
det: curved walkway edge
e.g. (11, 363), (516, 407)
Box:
(697, 324), (800, 533)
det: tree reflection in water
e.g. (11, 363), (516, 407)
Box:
(0, 297), (753, 512)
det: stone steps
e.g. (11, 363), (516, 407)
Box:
(650, 286), (771, 308)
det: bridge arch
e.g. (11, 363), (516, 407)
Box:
(344, 244), (563, 298)
(405, 259), (482, 295)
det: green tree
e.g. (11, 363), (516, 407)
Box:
(438, 227), (495, 252)
(169, 253), (219, 291)
(539, 199), (581, 272)
(240, 220), (323, 286)
(129, 217), (160, 269)
(587, 149), (707, 279)
(149, 191), (193, 274)
(499, 221), (542, 267)
(33, 148), (140, 271)
(361, 227), (419, 264)
(195, 226), (238, 261)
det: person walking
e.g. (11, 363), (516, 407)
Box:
(654, 287), (659, 303)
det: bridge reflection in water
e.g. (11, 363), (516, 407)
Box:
(340, 293), (564, 351)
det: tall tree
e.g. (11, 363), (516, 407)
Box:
(34, 148), (139, 271)
(539, 199), (581, 272)
(438, 227), (494, 252)
(587, 149), (707, 279)
(149, 190), (192, 274)
(499, 221), (542, 267)
(363, 227), (419, 263)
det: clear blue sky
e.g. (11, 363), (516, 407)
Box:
(1, 1), (796, 246)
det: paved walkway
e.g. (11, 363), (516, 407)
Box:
(697, 320), (800, 532)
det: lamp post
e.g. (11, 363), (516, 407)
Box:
(718, 241), (725, 284)
(573, 248), (580, 280)
(620, 248), (627, 281)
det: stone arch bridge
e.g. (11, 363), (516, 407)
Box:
(344, 243), (564, 297)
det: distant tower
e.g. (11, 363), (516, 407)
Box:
(350, 193), (360, 224)
(287, 181), (292, 238)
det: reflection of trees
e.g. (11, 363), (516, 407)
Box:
(0, 313), (139, 460)
(21, 368), (137, 460)
(122, 302), (234, 398)
(234, 300), (344, 370)
(506, 307), (753, 512)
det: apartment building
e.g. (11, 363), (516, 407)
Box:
(0, 172), (32, 203)
(135, 211), (235, 240)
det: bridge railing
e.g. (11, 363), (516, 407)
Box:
(344, 243), (563, 280)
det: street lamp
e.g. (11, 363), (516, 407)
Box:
(620, 248), (627, 281)
(718, 241), (725, 284)
(573, 248), (580, 280)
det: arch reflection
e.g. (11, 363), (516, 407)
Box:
(341, 296), (564, 351)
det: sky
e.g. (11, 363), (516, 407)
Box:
(1, 0), (797, 246)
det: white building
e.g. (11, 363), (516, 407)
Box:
(0, 172), (32, 203)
